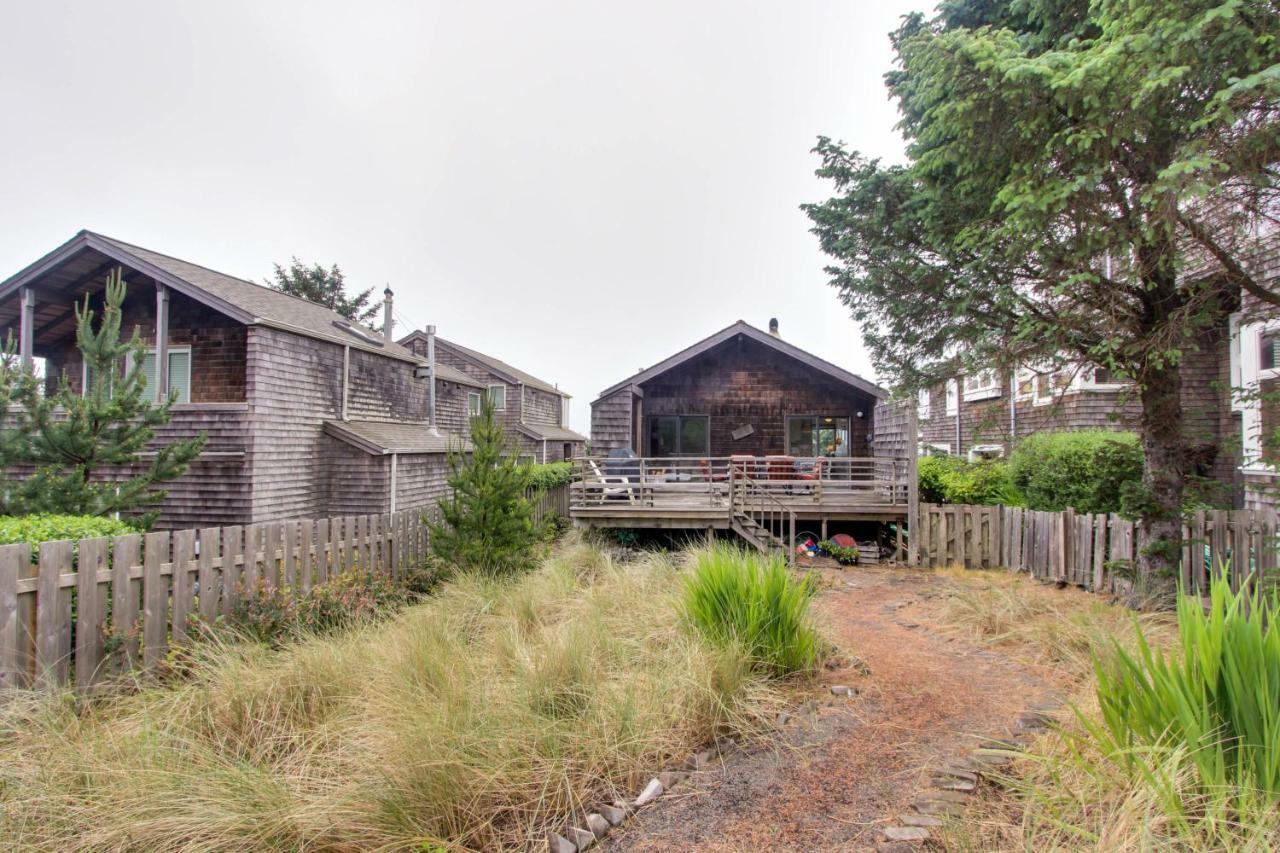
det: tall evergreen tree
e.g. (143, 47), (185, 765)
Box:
(805, 0), (1279, 588)
(429, 397), (543, 575)
(267, 257), (382, 329)
(7, 268), (206, 524)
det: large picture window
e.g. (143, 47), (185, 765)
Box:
(647, 415), (709, 456)
(786, 415), (850, 457)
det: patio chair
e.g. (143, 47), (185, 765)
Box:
(587, 459), (636, 504)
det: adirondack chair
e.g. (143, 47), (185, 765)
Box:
(587, 459), (636, 504)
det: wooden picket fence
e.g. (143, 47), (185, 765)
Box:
(916, 503), (1280, 596)
(0, 510), (429, 692)
(527, 483), (570, 528)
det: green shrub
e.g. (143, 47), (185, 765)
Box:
(683, 544), (821, 677)
(524, 461), (573, 490)
(917, 455), (1021, 506)
(1008, 430), (1142, 514)
(0, 514), (139, 555)
(1092, 570), (1280, 801)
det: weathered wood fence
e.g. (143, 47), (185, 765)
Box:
(0, 510), (430, 692)
(528, 483), (570, 528)
(916, 503), (1280, 595)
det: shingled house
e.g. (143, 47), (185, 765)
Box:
(0, 230), (480, 528)
(399, 331), (586, 463)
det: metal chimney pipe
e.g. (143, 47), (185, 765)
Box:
(426, 324), (439, 435)
(383, 287), (395, 342)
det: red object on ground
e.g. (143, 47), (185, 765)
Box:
(831, 533), (856, 548)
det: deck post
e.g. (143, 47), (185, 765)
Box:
(907, 406), (920, 566)
(154, 283), (170, 402)
(18, 287), (34, 371)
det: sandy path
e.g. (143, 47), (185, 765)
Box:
(604, 564), (1061, 851)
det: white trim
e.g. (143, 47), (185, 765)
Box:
(968, 443), (1004, 462)
(921, 442), (951, 456)
(962, 369), (1001, 402)
(944, 379), (958, 416)
(917, 388), (930, 421)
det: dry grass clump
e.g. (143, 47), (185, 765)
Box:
(933, 565), (1174, 679)
(0, 537), (786, 851)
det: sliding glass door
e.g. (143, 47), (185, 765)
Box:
(647, 415), (710, 456)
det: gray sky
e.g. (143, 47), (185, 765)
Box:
(0, 1), (919, 431)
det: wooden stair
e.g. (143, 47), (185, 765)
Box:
(730, 513), (787, 556)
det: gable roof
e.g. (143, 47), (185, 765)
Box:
(400, 331), (568, 397)
(0, 230), (452, 369)
(593, 320), (886, 403)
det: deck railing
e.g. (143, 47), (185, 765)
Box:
(569, 455), (911, 510)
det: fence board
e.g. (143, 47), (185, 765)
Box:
(222, 526), (243, 614)
(0, 544), (23, 689)
(36, 540), (72, 688)
(142, 532), (168, 669)
(75, 537), (108, 691)
(171, 529), (196, 647)
(111, 534), (141, 671)
(198, 527), (220, 622)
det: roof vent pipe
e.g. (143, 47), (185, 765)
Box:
(768, 317), (780, 338)
(426, 324), (440, 436)
(383, 287), (395, 342)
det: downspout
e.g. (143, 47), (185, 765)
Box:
(426, 325), (439, 436)
(1009, 369), (1017, 444)
(389, 452), (398, 514)
(954, 386), (961, 458)
(342, 345), (350, 421)
(542, 438), (547, 463)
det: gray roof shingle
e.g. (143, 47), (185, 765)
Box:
(324, 420), (472, 455)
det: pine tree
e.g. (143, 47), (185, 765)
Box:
(9, 268), (206, 524)
(266, 257), (382, 329)
(429, 396), (543, 575)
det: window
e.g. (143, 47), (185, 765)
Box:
(1014, 368), (1035, 401)
(467, 391), (482, 416)
(1033, 369), (1070, 405)
(944, 380), (958, 416)
(647, 415), (709, 456)
(488, 384), (506, 411)
(563, 442), (574, 460)
(922, 442), (951, 457)
(917, 388), (931, 420)
(786, 415), (851, 457)
(962, 369), (1001, 401)
(82, 347), (191, 403)
(1262, 330), (1280, 372)
(1079, 365), (1126, 391)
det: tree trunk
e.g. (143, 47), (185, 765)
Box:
(1135, 358), (1184, 599)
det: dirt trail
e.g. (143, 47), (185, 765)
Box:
(605, 564), (1062, 851)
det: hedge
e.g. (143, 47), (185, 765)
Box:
(0, 514), (140, 555)
(524, 461), (573, 490)
(917, 455), (1021, 506)
(1006, 430), (1142, 515)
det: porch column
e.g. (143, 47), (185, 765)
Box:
(154, 283), (170, 402)
(18, 286), (34, 371)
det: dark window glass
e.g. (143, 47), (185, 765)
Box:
(648, 415), (708, 456)
(1263, 332), (1279, 371)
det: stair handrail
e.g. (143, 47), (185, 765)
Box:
(729, 468), (796, 567)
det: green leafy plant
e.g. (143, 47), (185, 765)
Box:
(523, 461), (573, 490)
(683, 543), (821, 677)
(1091, 568), (1280, 800)
(817, 540), (859, 566)
(917, 455), (1021, 506)
(1008, 431), (1143, 515)
(0, 514), (138, 555)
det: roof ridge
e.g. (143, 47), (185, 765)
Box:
(88, 230), (381, 330)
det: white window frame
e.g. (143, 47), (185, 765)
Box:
(917, 388), (931, 421)
(487, 383), (506, 411)
(962, 369), (1001, 402)
(1076, 364), (1127, 392)
(1238, 317), (1280, 471)
(82, 346), (192, 403)
(921, 442), (951, 457)
(467, 391), (482, 417)
(1013, 367), (1035, 402)
(944, 379), (958, 416)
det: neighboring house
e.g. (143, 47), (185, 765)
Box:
(0, 230), (480, 528)
(590, 319), (889, 459)
(580, 319), (916, 555)
(399, 332), (587, 463)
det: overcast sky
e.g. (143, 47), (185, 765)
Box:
(0, 1), (921, 431)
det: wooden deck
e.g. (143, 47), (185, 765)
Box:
(569, 455), (914, 532)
